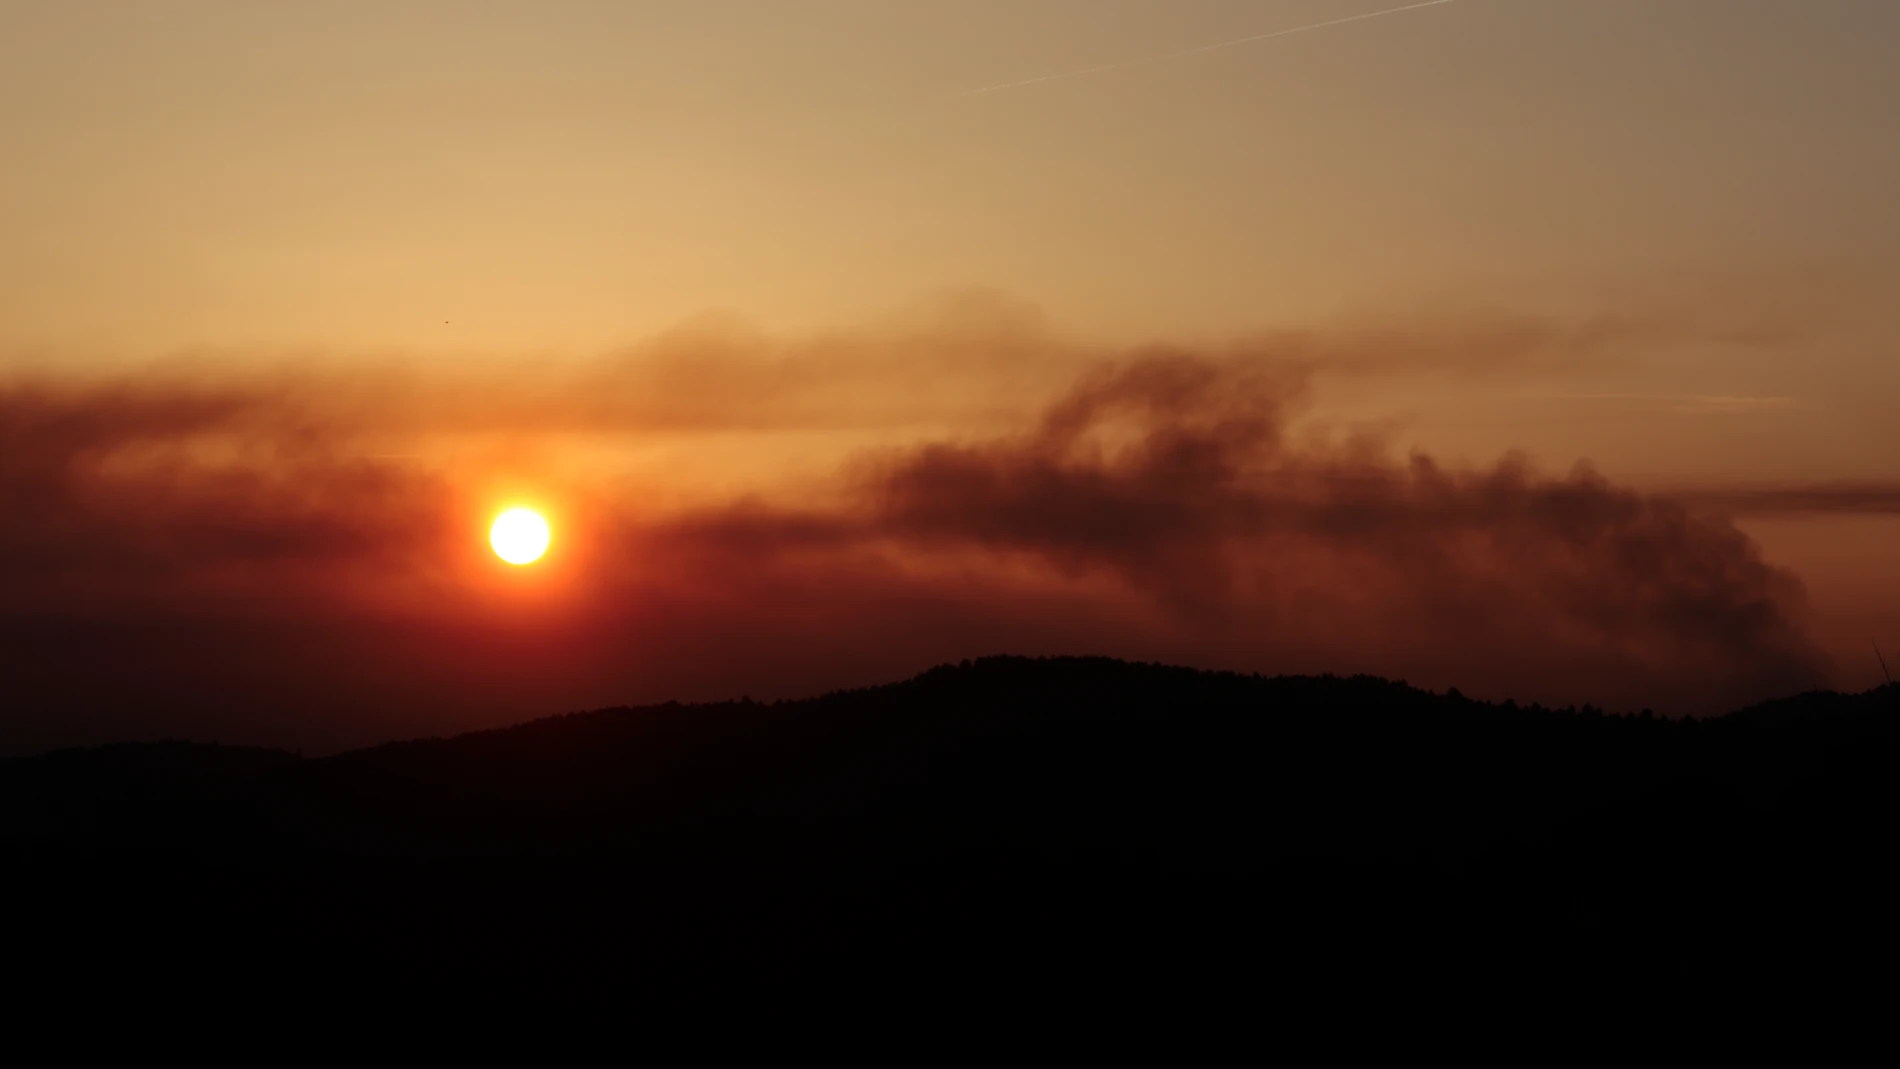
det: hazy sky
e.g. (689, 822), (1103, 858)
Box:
(7, 2), (1898, 469)
(2, 1), (1897, 750)
(4, 1), (1894, 345)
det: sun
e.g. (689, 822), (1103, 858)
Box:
(490, 508), (551, 566)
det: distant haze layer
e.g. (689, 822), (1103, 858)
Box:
(4, 298), (1895, 754)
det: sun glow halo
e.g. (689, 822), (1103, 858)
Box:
(490, 508), (551, 566)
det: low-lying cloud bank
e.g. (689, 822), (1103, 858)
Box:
(0, 316), (1844, 753)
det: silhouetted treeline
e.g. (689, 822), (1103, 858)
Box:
(3, 657), (1896, 1006)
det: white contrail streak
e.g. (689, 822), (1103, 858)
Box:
(950, 0), (1460, 98)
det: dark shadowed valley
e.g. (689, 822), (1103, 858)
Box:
(6, 657), (1895, 1006)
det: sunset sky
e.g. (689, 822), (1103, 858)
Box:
(3, 0), (1897, 753)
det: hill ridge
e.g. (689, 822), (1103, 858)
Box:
(5, 654), (1896, 1001)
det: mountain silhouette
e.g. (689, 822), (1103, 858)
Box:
(5, 656), (1896, 1006)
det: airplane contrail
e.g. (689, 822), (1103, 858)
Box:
(950, 0), (1460, 98)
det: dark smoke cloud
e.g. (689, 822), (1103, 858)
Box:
(678, 353), (1826, 711)
(1682, 483), (1900, 516)
(0, 333), (1836, 755)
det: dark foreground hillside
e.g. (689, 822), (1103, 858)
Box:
(4, 657), (1896, 1005)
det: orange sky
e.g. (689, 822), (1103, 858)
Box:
(2, 1), (1897, 749)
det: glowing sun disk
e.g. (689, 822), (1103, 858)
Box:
(491, 508), (551, 565)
